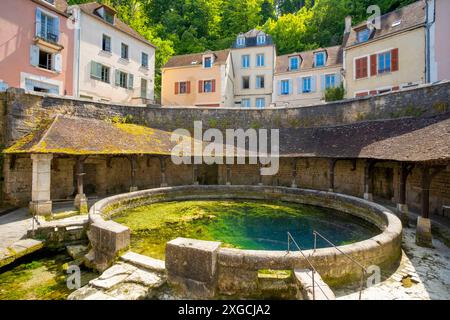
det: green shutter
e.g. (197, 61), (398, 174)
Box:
(128, 74), (134, 89)
(115, 70), (120, 86)
(90, 61), (97, 78)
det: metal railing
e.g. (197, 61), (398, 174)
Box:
(287, 232), (331, 300)
(313, 230), (367, 300)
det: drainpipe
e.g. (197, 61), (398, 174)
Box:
(425, 0), (436, 84)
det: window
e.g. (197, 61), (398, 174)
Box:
(37, 10), (59, 43)
(142, 52), (149, 68)
(256, 98), (265, 108)
(102, 35), (111, 52)
(104, 11), (114, 24)
(39, 50), (52, 70)
(289, 57), (299, 71)
(325, 74), (336, 89)
(256, 54), (265, 67)
(204, 57), (212, 68)
(121, 43), (129, 60)
(242, 99), (250, 108)
(115, 71), (131, 88)
(242, 55), (250, 68)
(257, 35), (266, 45)
(302, 77), (312, 93)
(256, 75), (265, 89)
(357, 28), (371, 43)
(175, 81), (190, 94)
(242, 76), (250, 89)
(203, 80), (213, 93)
(43, 0), (55, 5)
(315, 52), (325, 67)
(24, 78), (59, 94)
(281, 80), (290, 95)
(179, 82), (187, 94)
(141, 78), (147, 98)
(237, 36), (245, 47)
(355, 56), (368, 79)
(378, 51), (391, 74)
(90, 62), (110, 83)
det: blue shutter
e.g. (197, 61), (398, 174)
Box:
(321, 75), (326, 91)
(311, 76), (317, 92)
(277, 81), (282, 96)
(30, 45), (39, 67)
(288, 79), (293, 95)
(35, 8), (42, 37)
(53, 16), (60, 43)
(297, 77), (302, 94)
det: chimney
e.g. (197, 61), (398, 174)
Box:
(345, 16), (352, 33)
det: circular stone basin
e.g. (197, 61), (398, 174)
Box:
(112, 200), (380, 260)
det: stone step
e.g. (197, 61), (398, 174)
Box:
(294, 269), (335, 300)
(120, 251), (165, 273)
(0, 238), (44, 268)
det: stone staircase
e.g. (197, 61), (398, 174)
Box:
(294, 269), (335, 300)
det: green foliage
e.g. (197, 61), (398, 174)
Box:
(324, 84), (345, 102)
(69, 0), (416, 96)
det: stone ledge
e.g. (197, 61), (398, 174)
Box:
(0, 238), (44, 268)
(120, 251), (165, 273)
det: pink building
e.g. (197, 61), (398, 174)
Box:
(0, 0), (74, 95)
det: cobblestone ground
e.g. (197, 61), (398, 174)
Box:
(0, 208), (32, 251)
(336, 227), (450, 300)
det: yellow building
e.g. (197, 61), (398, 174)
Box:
(273, 46), (343, 107)
(161, 50), (234, 107)
(343, 1), (427, 98)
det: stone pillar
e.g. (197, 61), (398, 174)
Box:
(29, 154), (53, 216)
(225, 165), (231, 185)
(328, 159), (337, 192)
(74, 157), (88, 214)
(364, 160), (374, 201)
(193, 164), (199, 185)
(291, 158), (297, 188)
(129, 155), (138, 192)
(159, 157), (168, 187)
(397, 163), (412, 227)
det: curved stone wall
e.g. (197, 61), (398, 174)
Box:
(88, 185), (402, 294)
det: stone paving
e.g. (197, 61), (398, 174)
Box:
(0, 208), (33, 251)
(336, 227), (450, 300)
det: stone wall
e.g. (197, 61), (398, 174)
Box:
(3, 154), (449, 218)
(3, 81), (450, 146)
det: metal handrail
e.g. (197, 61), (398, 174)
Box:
(287, 232), (330, 300)
(313, 230), (367, 300)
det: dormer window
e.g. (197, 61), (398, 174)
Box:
(357, 28), (371, 43)
(203, 56), (212, 68)
(96, 6), (115, 25)
(257, 34), (266, 45)
(43, 0), (55, 5)
(289, 56), (300, 71)
(314, 52), (326, 67)
(237, 36), (245, 47)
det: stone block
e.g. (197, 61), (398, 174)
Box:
(29, 200), (52, 216)
(416, 217), (433, 247)
(120, 251), (165, 273)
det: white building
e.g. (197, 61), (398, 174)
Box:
(69, 2), (155, 104)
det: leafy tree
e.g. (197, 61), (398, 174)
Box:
(324, 84), (345, 102)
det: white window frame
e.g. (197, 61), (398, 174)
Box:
(256, 54), (265, 67)
(237, 36), (245, 47)
(241, 98), (251, 108)
(302, 76), (312, 93)
(256, 75), (265, 89)
(289, 57), (299, 71)
(257, 34), (266, 45)
(281, 79), (290, 95)
(324, 73), (336, 89)
(141, 52), (149, 68)
(256, 98), (265, 108)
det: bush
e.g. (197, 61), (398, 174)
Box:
(324, 84), (345, 102)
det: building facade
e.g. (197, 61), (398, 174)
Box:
(161, 50), (234, 108)
(231, 30), (276, 108)
(0, 0), (74, 95)
(343, 1), (427, 98)
(273, 46), (343, 107)
(69, 3), (155, 104)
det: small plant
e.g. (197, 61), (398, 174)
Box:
(324, 84), (345, 102)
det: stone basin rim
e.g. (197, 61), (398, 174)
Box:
(87, 185), (403, 262)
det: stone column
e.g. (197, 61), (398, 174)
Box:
(291, 158), (297, 188)
(416, 165), (445, 247)
(129, 155), (138, 192)
(29, 154), (53, 216)
(225, 165), (231, 185)
(159, 157), (168, 187)
(397, 162), (413, 227)
(364, 160), (374, 201)
(74, 156), (88, 214)
(193, 165), (199, 185)
(328, 159), (337, 192)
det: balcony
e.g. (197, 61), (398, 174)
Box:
(34, 25), (63, 52)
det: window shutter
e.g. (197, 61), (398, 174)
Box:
(30, 45), (39, 67)
(54, 53), (62, 72)
(391, 48), (399, 71)
(187, 81), (191, 94)
(115, 70), (120, 86)
(174, 82), (179, 95)
(211, 80), (216, 92)
(53, 16), (60, 43)
(370, 54), (377, 76)
(311, 76), (317, 92)
(362, 57), (368, 78)
(35, 8), (42, 37)
(320, 74), (326, 91)
(297, 77), (302, 94)
(288, 79), (293, 95)
(277, 81), (282, 96)
(128, 74), (134, 89)
(355, 59), (361, 79)
(198, 80), (203, 93)
(90, 61), (97, 78)
(335, 73), (342, 87)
